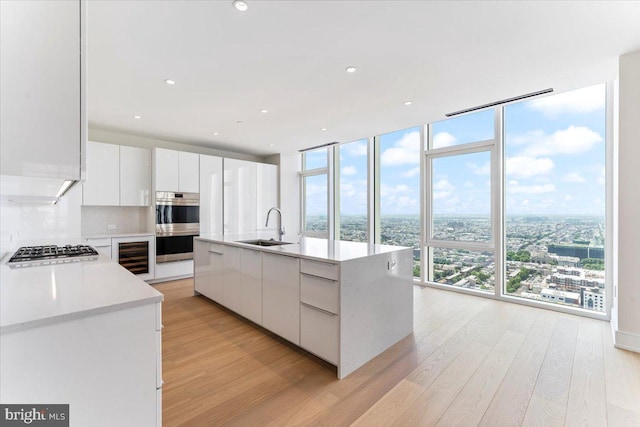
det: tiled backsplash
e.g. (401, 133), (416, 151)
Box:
(81, 206), (153, 236)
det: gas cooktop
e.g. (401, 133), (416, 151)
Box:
(7, 245), (99, 268)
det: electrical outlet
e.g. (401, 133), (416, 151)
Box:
(388, 259), (397, 270)
(107, 224), (117, 230)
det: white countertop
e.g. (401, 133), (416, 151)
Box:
(196, 233), (412, 263)
(0, 255), (163, 334)
(83, 232), (155, 239)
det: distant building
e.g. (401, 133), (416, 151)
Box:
(547, 271), (605, 292)
(581, 288), (605, 312)
(548, 244), (604, 260)
(541, 289), (580, 305)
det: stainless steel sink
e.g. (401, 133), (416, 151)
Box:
(236, 239), (294, 247)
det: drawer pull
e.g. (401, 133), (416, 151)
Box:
(301, 302), (337, 316)
(300, 272), (337, 282)
(208, 249), (223, 255)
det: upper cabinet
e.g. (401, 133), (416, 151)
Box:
(0, 0), (85, 182)
(199, 155), (223, 235)
(154, 148), (199, 193)
(224, 159), (278, 234)
(83, 142), (119, 206)
(83, 141), (150, 206)
(120, 146), (151, 206)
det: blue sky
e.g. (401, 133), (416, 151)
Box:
(309, 84), (606, 217)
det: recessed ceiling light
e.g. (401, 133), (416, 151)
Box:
(345, 66), (357, 73)
(233, 0), (248, 12)
(321, 128), (327, 131)
(133, 115), (141, 119)
(268, 143), (274, 147)
(403, 101), (413, 106)
(260, 109), (268, 114)
(237, 120), (244, 124)
(213, 132), (219, 136)
(164, 79), (176, 85)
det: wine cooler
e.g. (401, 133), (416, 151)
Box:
(112, 235), (155, 281)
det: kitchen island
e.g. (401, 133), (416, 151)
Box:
(0, 255), (163, 427)
(194, 234), (414, 379)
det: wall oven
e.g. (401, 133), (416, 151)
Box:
(155, 191), (199, 263)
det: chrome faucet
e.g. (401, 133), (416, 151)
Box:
(265, 207), (285, 241)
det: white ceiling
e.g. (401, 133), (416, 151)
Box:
(87, 0), (640, 156)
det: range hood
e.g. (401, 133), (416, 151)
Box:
(0, 175), (80, 205)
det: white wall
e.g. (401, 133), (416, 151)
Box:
(614, 50), (640, 352)
(0, 184), (82, 257)
(266, 152), (301, 240)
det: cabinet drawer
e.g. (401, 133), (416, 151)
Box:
(207, 242), (224, 255)
(300, 259), (339, 281)
(84, 237), (111, 247)
(300, 273), (338, 314)
(156, 387), (162, 427)
(300, 303), (338, 365)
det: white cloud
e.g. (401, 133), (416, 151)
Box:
(526, 84), (605, 117)
(433, 179), (455, 200)
(466, 161), (490, 176)
(464, 181), (475, 188)
(508, 183), (556, 194)
(342, 165), (357, 176)
(520, 126), (603, 157)
(433, 132), (457, 148)
(598, 167), (605, 185)
(342, 141), (368, 157)
(506, 156), (555, 179)
(402, 167), (420, 178)
(564, 195), (574, 201)
(563, 172), (585, 183)
(381, 131), (420, 166)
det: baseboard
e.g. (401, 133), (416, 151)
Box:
(613, 328), (640, 353)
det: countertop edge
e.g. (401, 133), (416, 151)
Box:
(0, 294), (163, 336)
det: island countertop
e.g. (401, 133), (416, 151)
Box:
(195, 233), (412, 263)
(0, 255), (163, 334)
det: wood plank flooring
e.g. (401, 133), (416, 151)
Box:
(155, 279), (640, 426)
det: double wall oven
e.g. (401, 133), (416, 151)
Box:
(155, 191), (199, 263)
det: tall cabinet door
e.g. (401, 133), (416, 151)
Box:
(0, 0), (82, 180)
(154, 148), (179, 192)
(224, 159), (257, 234)
(256, 163), (279, 232)
(82, 141), (119, 206)
(120, 146), (150, 206)
(199, 155), (223, 235)
(262, 253), (300, 345)
(178, 152), (199, 193)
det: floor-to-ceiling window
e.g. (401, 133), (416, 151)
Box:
(504, 84), (606, 312)
(337, 139), (369, 242)
(301, 148), (329, 236)
(376, 127), (422, 277)
(425, 110), (497, 293)
(298, 83), (609, 317)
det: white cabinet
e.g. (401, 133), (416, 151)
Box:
(194, 240), (224, 302)
(83, 141), (119, 206)
(154, 148), (179, 192)
(154, 260), (193, 281)
(223, 246), (242, 313)
(299, 260), (340, 365)
(83, 142), (151, 206)
(240, 248), (262, 325)
(0, 303), (160, 427)
(224, 159), (257, 234)
(0, 0), (85, 182)
(120, 146), (151, 206)
(154, 148), (199, 193)
(262, 253), (300, 345)
(83, 237), (113, 259)
(199, 155), (223, 235)
(178, 152), (200, 193)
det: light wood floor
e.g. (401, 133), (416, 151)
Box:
(155, 279), (640, 427)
